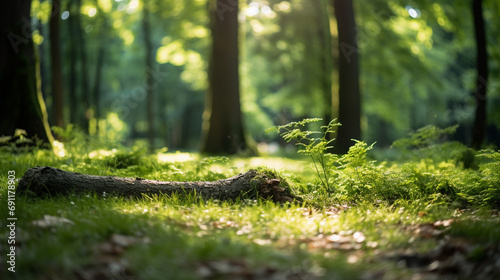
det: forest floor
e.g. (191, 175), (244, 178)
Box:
(1, 143), (500, 279)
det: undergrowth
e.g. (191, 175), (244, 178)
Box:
(268, 119), (500, 209)
(0, 122), (499, 279)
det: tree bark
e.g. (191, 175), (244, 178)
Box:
(92, 47), (104, 131)
(17, 167), (295, 203)
(143, 2), (155, 152)
(0, 0), (54, 144)
(313, 0), (334, 128)
(332, 0), (361, 154)
(50, 0), (64, 128)
(67, 0), (78, 125)
(75, 0), (90, 133)
(201, 0), (249, 154)
(471, 0), (488, 149)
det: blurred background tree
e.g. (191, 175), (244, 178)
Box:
(5, 0), (498, 153)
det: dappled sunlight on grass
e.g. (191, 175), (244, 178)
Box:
(157, 151), (199, 163)
(1, 137), (500, 279)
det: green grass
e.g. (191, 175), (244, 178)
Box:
(1, 136), (499, 279)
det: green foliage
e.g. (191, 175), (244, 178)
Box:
(2, 128), (500, 279)
(476, 149), (500, 206)
(105, 147), (145, 169)
(267, 118), (340, 195)
(392, 125), (459, 150)
(267, 120), (500, 209)
(194, 156), (230, 181)
(391, 125), (478, 168)
(0, 129), (47, 153)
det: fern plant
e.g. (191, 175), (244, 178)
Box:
(267, 118), (340, 194)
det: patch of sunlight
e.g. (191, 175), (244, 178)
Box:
(405, 6), (420, 19)
(120, 29), (134, 45)
(411, 45), (420, 55)
(437, 17), (446, 27)
(52, 140), (67, 157)
(32, 31), (44, 45)
(157, 152), (197, 164)
(186, 51), (202, 65)
(186, 25), (208, 38)
(250, 19), (265, 33)
(432, 3), (442, 13)
(117, 3), (126, 11)
(156, 41), (184, 64)
(32, 0), (51, 23)
(113, 19), (122, 28)
(107, 112), (126, 134)
(89, 149), (117, 159)
(257, 142), (280, 154)
(246, 2), (260, 17)
(170, 52), (186, 66)
(273, 1), (291, 13)
(416, 25), (432, 44)
(233, 157), (307, 172)
(261, 6), (276, 18)
(81, 4), (96, 17)
(98, 0), (112, 13)
(127, 0), (139, 14)
(181, 66), (207, 90)
(61, 11), (69, 20)
(88, 7), (97, 17)
(409, 21), (420, 31)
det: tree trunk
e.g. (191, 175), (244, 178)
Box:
(332, 0), (361, 154)
(50, 0), (64, 128)
(143, 2), (155, 152)
(0, 0), (54, 144)
(18, 167), (295, 203)
(75, 0), (90, 133)
(471, 0), (488, 149)
(201, 0), (249, 154)
(92, 47), (104, 130)
(91, 0), (108, 134)
(67, 0), (78, 125)
(314, 0), (334, 128)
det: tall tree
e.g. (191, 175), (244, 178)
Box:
(92, 0), (107, 133)
(471, 0), (488, 149)
(67, 0), (78, 125)
(50, 0), (64, 128)
(75, 0), (90, 133)
(143, 1), (155, 151)
(1, 0), (54, 143)
(313, 0), (334, 129)
(201, 0), (249, 154)
(332, 0), (361, 154)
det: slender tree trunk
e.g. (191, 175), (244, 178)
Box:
(92, 0), (108, 133)
(50, 0), (64, 128)
(314, 0), (334, 127)
(0, 0), (54, 144)
(332, 0), (361, 154)
(471, 0), (488, 149)
(37, 13), (51, 125)
(67, 0), (78, 125)
(75, 0), (90, 133)
(92, 47), (104, 128)
(201, 0), (249, 154)
(143, 2), (155, 152)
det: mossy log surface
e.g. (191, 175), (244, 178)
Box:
(18, 166), (295, 202)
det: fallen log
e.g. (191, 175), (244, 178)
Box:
(17, 166), (296, 203)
